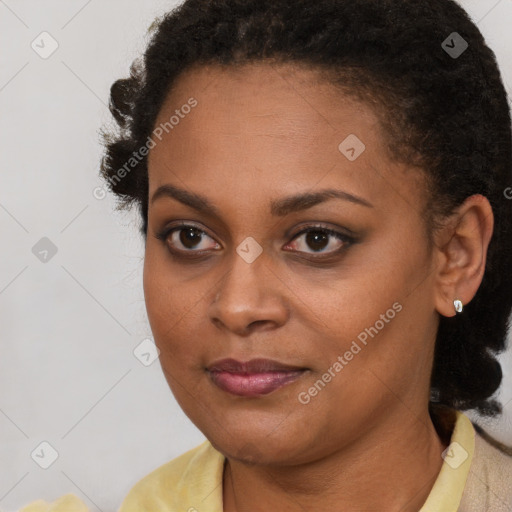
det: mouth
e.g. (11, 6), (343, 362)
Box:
(206, 358), (308, 397)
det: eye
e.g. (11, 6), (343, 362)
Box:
(155, 223), (220, 255)
(283, 225), (352, 256)
(154, 222), (354, 260)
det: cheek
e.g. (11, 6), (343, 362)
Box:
(276, 256), (407, 343)
(143, 250), (188, 348)
(142, 247), (212, 368)
(288, 230), (430, 367)
(143, 250), (171, 332)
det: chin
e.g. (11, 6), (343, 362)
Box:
(203, 421), (310, 467)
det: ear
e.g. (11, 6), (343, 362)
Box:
(432, 194), (494, 318)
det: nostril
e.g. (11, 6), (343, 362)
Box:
(248, 319), (267, 329)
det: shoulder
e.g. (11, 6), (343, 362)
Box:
(118, 440), (225, 512)
(460, 427), (512, 512)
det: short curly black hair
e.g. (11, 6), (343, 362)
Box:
(100, 0), (512, 416)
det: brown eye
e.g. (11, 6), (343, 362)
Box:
(179, 227), (206, 249)
(284, 226), (352, 256)
(156, 224), (221, 255)
(304, 231), (330, 252)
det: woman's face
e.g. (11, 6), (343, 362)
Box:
(144, 62), (440, 464)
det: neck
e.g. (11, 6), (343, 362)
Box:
(223, 405), (450, 512)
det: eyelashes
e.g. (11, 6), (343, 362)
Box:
(284, 226), (352, 256)
(154, 222), (354, 260)
(156, 224), (221, 256)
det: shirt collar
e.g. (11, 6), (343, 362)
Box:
(419, 410), (475, 511)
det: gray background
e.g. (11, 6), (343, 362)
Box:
(1, 1), (511, 511)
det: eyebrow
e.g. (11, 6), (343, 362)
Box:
(150, 184), (373, 217)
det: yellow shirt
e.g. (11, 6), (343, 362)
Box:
(19, 494), (89, 512)
(19, 411), (476, 512)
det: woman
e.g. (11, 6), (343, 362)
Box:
(21, 0), (512, 510)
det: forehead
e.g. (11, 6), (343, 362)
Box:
(147, 62), (427, 217)
(151, 61), (381, 149)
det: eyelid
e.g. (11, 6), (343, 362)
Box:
(283, 224), (354, 255)
(154, 221), (220, 253)
(155, 221), (355, 258)
(286, 221), (357, 240)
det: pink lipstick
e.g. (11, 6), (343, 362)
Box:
(207, 358), (306, 397)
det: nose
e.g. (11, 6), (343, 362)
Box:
(208, 248), (289, 336)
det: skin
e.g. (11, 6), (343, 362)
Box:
(143, 61), (494, 511)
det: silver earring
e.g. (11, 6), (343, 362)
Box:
(454, 299), (463, 314)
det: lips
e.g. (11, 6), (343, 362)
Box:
(207, 358), (307, 397)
